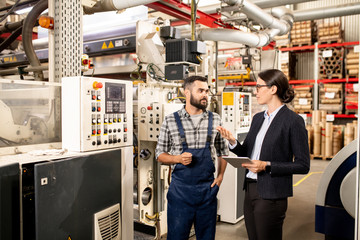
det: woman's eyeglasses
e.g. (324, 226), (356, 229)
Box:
(255, 84), (270, 90)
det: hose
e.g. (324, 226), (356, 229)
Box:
(22, 0), (48, 81)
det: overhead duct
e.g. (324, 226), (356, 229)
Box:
(294, 3), (360, 22)
(197, 0), (293, 47)
(250, 0), (318, 9)
(83, 0), (157, 14)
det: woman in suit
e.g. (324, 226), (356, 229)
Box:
(217, 69), (310, 240)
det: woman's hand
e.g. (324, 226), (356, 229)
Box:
(216, 126), (236, 145)
(242, 160), (266, 173)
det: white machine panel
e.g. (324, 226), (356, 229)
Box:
(219, 91), (252, 224)
(62, 76), (133, 152)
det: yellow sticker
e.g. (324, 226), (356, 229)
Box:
(101, 42), (107, 49)
(108, 41), (114, 48)
(222, 92), (234, 106)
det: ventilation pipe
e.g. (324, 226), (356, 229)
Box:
(197, 0), (293, 47)
(251, 0), (318, 9)
(83, 0), (158, 14)
(294, 2), (360, 22)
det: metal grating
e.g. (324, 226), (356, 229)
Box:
(54, 0), (82, 82)
(94, 203), (121, 240)
(98, 209), (120, 240)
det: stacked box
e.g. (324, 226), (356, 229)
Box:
(316, 17), (343, 43)
(274, 33), (290, 48)
(344, 83), (358, 114)
(319, 83), (343, 113)
(293, 86), (313, 112)
(345, 49), (359, 78)
(319, 47), (344, 79)
(290, 21), (315, 46)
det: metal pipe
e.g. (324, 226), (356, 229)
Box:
(250, 0), (318, 9)
(22, 0), (47, 81)
(198, 28), (270, 47)
(223, 0), (292, 35)
(0, 65), (48, 75)
(191, 0), (196, 41)
(198, 0), (292, 47)
(294, 3), (360, 22)
(83, 0), (157, 14)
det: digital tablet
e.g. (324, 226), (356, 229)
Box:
(222, 156), (253, 168)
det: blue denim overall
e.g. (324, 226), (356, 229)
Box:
(167, 111), (219, 240)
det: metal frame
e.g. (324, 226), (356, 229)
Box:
(146, 0), (237, 30)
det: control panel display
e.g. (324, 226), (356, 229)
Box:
(105, 83), (126, 113)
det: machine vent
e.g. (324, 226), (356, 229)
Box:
(94, 203), (121, 240)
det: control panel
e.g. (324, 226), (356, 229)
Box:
(62, 76), (133, 152)
(221, 92), (252, 133)
(138, 83), (183, 141)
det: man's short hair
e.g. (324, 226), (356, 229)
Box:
(183, 76), (208, 90)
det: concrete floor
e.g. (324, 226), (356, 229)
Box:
(190, 159), (329, 240)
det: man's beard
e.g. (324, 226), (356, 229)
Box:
(190, 93), (208, 110)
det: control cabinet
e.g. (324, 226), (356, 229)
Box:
(218, 91), (252, 224)
(221, 92), (251, 133)
(62, 77), (133, 152)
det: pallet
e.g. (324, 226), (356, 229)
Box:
(345, 110), (357, 115)
(277, 44), (290, 49)
(346, 74), (359, 79)
(325, 111), (342, 114)
(318, 39), (343, 45)
(295, 110), (312, 114)
(319, 73), (343, 79)
(291, 42), (312, 47)
(311, 154), (333, 160)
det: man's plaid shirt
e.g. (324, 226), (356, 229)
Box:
(155, 107), (229, 163)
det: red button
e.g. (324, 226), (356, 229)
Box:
(97, 107), (101, 112)
(96, 82), (103, 89)
(92, 95), (96, 100)
(147, 106), (152, 110)
(124, 128), (128, 132)
(92, 130), (96, 135)
(97, 130), (101, 134)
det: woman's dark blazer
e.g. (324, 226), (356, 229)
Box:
(231, 105), (310, 200)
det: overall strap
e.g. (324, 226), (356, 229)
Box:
(173, 112), (188, 150)
(205, 111), (213, 148)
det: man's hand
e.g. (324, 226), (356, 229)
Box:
(211, 176), (223, 188)
(242, 160), (266, 173)
(178, 152), (192, 165)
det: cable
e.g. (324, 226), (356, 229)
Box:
(146, 63), (166, 82)
(167, 97), (186, 103)
(0, 25), (22, 53)
(0, 0), (21, 23)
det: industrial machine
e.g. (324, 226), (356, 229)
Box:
(0, 148), (130, 240)
(218, 91), (252, 223)
(0, 79), (61, 150)
(315, 139), (357, 240)
(61, 76), (134, 239)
